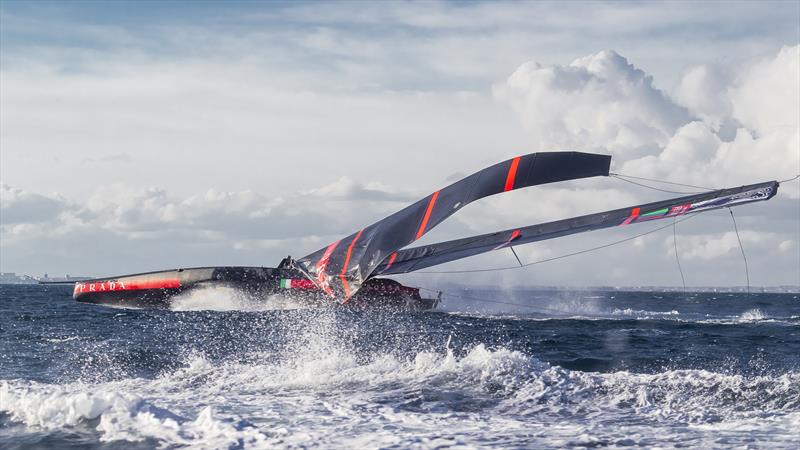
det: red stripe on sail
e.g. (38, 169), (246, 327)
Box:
(340, 229), (364, 300)
(415, 191), (440, 240)
(619, 207), (640, 226)
(315, 239), (341, 297)
(504, 156), (521, 192)
(385, 252), (398, 270)
(493, 229), (522, 250)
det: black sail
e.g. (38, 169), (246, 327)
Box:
(371, 181), (779, 276)
(296, 152), (612, 299)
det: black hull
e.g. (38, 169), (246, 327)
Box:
(73, 266), (438, 310)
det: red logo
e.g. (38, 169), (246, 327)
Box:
(74, 278), (181, 295)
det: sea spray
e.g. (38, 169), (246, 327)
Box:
(3, 286), (800, 448)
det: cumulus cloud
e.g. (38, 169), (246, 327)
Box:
(1, 2), (797, 285)
(494, 50), (691, 159)
(300, 177), (416, 202)
(496, 46), (800, 198)
(623, 46), (800, 193)
(673, 64), (732, 130)
(674, 231), (783, 261)
(0, 184), (68, 224)
(1, 178), (415, 249)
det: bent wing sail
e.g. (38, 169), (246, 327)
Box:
(297, 152), (612, 298)
(370, 181), (779, 276)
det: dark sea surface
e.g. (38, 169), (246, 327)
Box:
(1, 284), (799, 449)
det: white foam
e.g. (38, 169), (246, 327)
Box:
(739, 308), (767, 322)
(170, 285), (310, 311)
(2, 328), (799, 448)
(0, 380), (268, 447)
(612, 308), (680, 318)
(45, 336), (82, 343)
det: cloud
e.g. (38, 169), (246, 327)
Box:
(0, 178), (417, 258)
(0, 3), (798, 285)
(300, 176), (417, 202)
(730, 46), (800, 135)
(673, 64), (732, 130)
(0, 183), (68, 224)
(0, 179), (421, 275)
(496, 46), (800, 198)
(494, 50), (691, 159)
(674, 230), (782, 261)
(623, 46), (800, 195)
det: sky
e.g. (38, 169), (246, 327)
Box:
(1, 0), (798, 288)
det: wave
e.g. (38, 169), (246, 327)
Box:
(2, 337), (799, 448)
(611, 308), (680, 318)
(0, 380), (268, 446)
(738, 308), (767, 322)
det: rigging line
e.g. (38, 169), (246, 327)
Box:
(778, 174), (800, 183)
(386, 172), (726, 273)
(728, 208), (750, 295)
(610, 174), (707, 194)
(417, 213), (701, 274)
(609, 172), (716, 191)
(509, 246), (524, 267)
(673, 217), (687, 294)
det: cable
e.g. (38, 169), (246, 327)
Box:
(416, 213), (700, 274)
(673, 217), (687, 294)
(779, 174), (800, 183)
(609, 173), (716, 191)
(610, 174), (708, 194)
(728, 208), (750, 295)
(509, 246), (523, 267)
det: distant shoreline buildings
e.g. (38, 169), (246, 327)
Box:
(0, 272), (90, 284)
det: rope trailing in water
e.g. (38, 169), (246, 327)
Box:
(728, 207), (750, 295)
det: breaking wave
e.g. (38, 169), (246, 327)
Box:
(3, 340), (799, 448)
(4, 287), (800, 448)
(739, 308), (768, 322)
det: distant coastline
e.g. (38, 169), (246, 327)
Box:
(437, 284), (800, 294)
(1, 272), (797, 293)
(0, 273), (91, 284)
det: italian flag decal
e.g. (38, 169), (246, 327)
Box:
(279, 278), (316, 290)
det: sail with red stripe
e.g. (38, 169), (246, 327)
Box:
(296, 152), (612, 299)
(370, 181), (778, 276)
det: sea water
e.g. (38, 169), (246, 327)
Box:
(1, 284), (799, 449)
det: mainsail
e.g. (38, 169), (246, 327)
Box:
(371, 181), (779, 276)
(296, 152), (612, 298)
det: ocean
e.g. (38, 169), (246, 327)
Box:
(1, 284), (799, 449)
